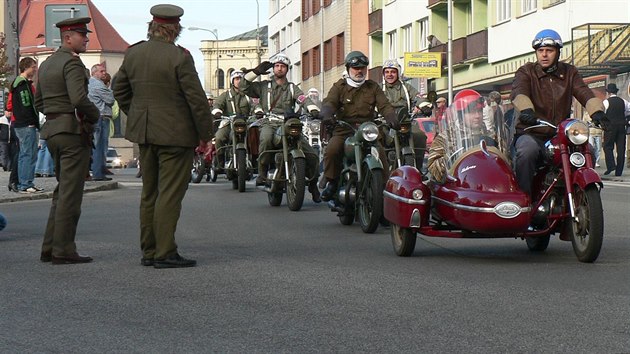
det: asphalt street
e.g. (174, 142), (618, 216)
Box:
(0, 168), (629, 352)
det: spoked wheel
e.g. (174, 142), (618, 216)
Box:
(567, 185), (603, 263)
(391, 224), (417, 256)
(209, 158), (218, 183)
(286, 157), (306, 211)
(357, 166), (384, 234)
(526, 235), (551, 252)
(236, 149), (247, 192)
(191, 155), (204, 184)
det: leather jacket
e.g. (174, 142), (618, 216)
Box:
(511, 61), (604, 140)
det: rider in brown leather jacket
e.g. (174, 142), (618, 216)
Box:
(510, 29), (606, 196)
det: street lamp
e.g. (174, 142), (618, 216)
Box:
(226, 53), (254, 68)
(255, 0), (261, 66)
(189, 26), (220, 95)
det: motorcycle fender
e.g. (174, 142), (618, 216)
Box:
(363, 154), (383, 171)
(289, 149), (305, 160)
(572, 168), (603, 189)
(401, 146), (414, 156)
(235, 143), (247, 150)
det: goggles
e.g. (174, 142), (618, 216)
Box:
(532, 37), (562, 49)
(348, 55), (369, 67)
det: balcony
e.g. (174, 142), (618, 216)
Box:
(427, 30), (488, 68)
(568, 23), (630, 76)
(368, 8), (383, 35)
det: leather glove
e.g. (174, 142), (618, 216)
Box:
(591, 111), (606, 128)
(213, 112), (222, 120)
(252, 61), (274, 75)
(310, 110), (319, 119)
(519, 108), (538, 126)
(322, 115), (336, 126)
(255, 111), (265, 119)
(384, 114), (401, 131)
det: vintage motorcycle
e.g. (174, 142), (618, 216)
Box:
(209, 115), (255, 192)
(260, 113), (316, 211)
(301, 113), (324, 166)
(381, 109), (420, 174)
(384, 91), (603, 263)
(191, 140), (214, 183)
(327, 120), (386, 233)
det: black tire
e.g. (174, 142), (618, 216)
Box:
(567, 185), (603, 263)
(391, 224), (417, 256)
(232, 179), (238, 189)
(286, 157), (306, 211)
(191, 155), (204, 184)
(268, 192), (283, 206)
(403, 154), (415, 168)
(358, 167), (384, 234)
(237, 149), (247, 192)
(526, 235), (550, 252)
(210, 158), (218, 183)
(339, 213), (354, 225)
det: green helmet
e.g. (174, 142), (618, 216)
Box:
(345, 51), (369, 68)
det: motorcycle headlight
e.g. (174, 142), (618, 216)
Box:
(234, 122), (247, 133)
(309, 121), (321, 133)
(400, 123), (411, 134)
(565, 121), (589, 145)
(288, 123), (302, 136)
(361, 123), (379, 142)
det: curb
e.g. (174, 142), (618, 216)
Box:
(0, 182), (119, 204)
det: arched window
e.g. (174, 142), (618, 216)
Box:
(217, 69), (225, 89)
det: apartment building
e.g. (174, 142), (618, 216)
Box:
(268, 0), (303, 85)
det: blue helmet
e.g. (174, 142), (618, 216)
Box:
(532, 29), (563, 49)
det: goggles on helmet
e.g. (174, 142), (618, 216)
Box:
(532, 37), (563, 49)
(347, 55), (369, 68)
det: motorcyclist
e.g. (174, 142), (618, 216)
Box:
(212, 70), (259, 167)
(319, 51), (399, 201)
(381, 59), (428, 169)
(307, 88), (322, 110)
(427, 89), (493, 183)
(240, 53), (322, 202)
(511, 29), (606, 196)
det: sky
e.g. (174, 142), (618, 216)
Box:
(91, 0), (269, 90)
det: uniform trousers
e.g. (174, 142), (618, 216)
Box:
(139, 144), (193, 260)
(42, 133), (90, 257)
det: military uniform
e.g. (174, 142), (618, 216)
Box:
(113, 5), (212, 265)
(382, 80), (427, 168)
(321, 78), (395, 181)
(212, 86), (257, 163)
(34, 17), (100, 263)
(240, 73), (320, 184)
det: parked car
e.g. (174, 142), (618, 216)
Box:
(106, 147), (126, 168)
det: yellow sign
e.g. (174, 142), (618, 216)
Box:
(403, 52), (442, 78)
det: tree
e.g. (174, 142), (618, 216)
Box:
(0, 33), (15, 91)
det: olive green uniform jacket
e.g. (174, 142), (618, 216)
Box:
(239, 73), (319, 114)
(113, 38), (212, 146)
(382, 80), (419, 111)
(321, 78), (395, 124)
(211, 87), (258, 117)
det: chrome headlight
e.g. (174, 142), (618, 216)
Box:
(570, 152), (586, 167)
(361, 123), (379, 142)
(412, 189), (423, 200)
(309, 121), (321, 133)
(565, 121), (589, 145)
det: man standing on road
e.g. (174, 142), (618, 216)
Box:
(88, 64), (115, 181)
(602, 83), (630, 176)
(114, 4), (212, 269)
(34, 17), (100, 264)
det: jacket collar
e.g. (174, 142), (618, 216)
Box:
(534, 61), (567, 80)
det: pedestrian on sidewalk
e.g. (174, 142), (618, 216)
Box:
(34, 17), (100, 265)
(602, 83), (630, 177)
(88, 64), (114, 181)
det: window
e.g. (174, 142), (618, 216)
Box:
(401, 25), (412, 54)
(313, 0), (321, 15)
(270, 33), (280, 55)
(417, 18), (429, 50)
(522, 0), (536, 13)
(335, 33), (345, 66)
(287, 23), (292, 47)
(302, 52), (310, 80)
(497, 0), (511, 22)
(324, 39), (333, 71)
(388, 31), (398, 59)
(281, 27), (286, 49)
(271, 0), (280, 14)
(217, 69), (225, 89)
(294, 18), (301, 43)
(312, 45), (321, 75)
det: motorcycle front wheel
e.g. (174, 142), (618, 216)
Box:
(357, 166), (384, 234)
(268, 191), (283, 206)
(567, 185), (603, 263)
(209, 157), (218, 182)
(237, 149), (247, 192)
(391, 224), (416, 256)
(286, 156), (306, 211)
(191, 154), (204, 184)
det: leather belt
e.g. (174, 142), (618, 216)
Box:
(45, 113), (75, 120)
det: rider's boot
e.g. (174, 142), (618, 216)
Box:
(321, 179), (338, 202)
(256, 165), (267, 186)
(309, 179), (321, 203)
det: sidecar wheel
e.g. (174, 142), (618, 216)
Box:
(358, 167), (384, 234)
(567, 185), (603, 263)
(191, 155), (204, 184)
(237, 149), (247, 192)
(286, 157), (306, 211)
(268, 192), (283, 207)
(391, 224), (416, 256)
(525, 235), (550, 252)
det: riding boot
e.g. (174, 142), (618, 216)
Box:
(321, 179), (338, 202)
(309, 179), (321, 203)
(256, 165), (267, 186)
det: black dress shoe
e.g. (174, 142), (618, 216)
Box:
(40, 251), (52, 262)
(255, 175), (266, 186)
(140, 258), (154, 266)
(153, 253), (196, 269)
(52, 253), (93, 265)
(8, 183), (19, 192)
(93, 177), (113, 181)
(604, 169), (614, 175)
(309, 182), (321, 203)
(321, 181), (338, 202)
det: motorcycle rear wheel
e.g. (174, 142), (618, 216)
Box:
(391, 224), (416, 256)
(191, 155), (204, 184)
(567, 185), (603, 263)
(237, 149), (247, 192)
(358, 166), (384, 234)
(286, 157), (306, 211)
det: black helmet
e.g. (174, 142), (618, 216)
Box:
(345, 51), (369, 68)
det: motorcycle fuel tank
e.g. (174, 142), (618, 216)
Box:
(431, 148), (530, 234)
(384, 166), (430, 228)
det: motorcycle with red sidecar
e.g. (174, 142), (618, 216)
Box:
(384, 92), (603, 263)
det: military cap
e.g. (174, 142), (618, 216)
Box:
(56, 17), (92, 33)
(150, 4), (184, 24)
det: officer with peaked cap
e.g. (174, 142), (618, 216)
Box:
(34, 16), (100, 264)
(114, 4), (212, 269)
